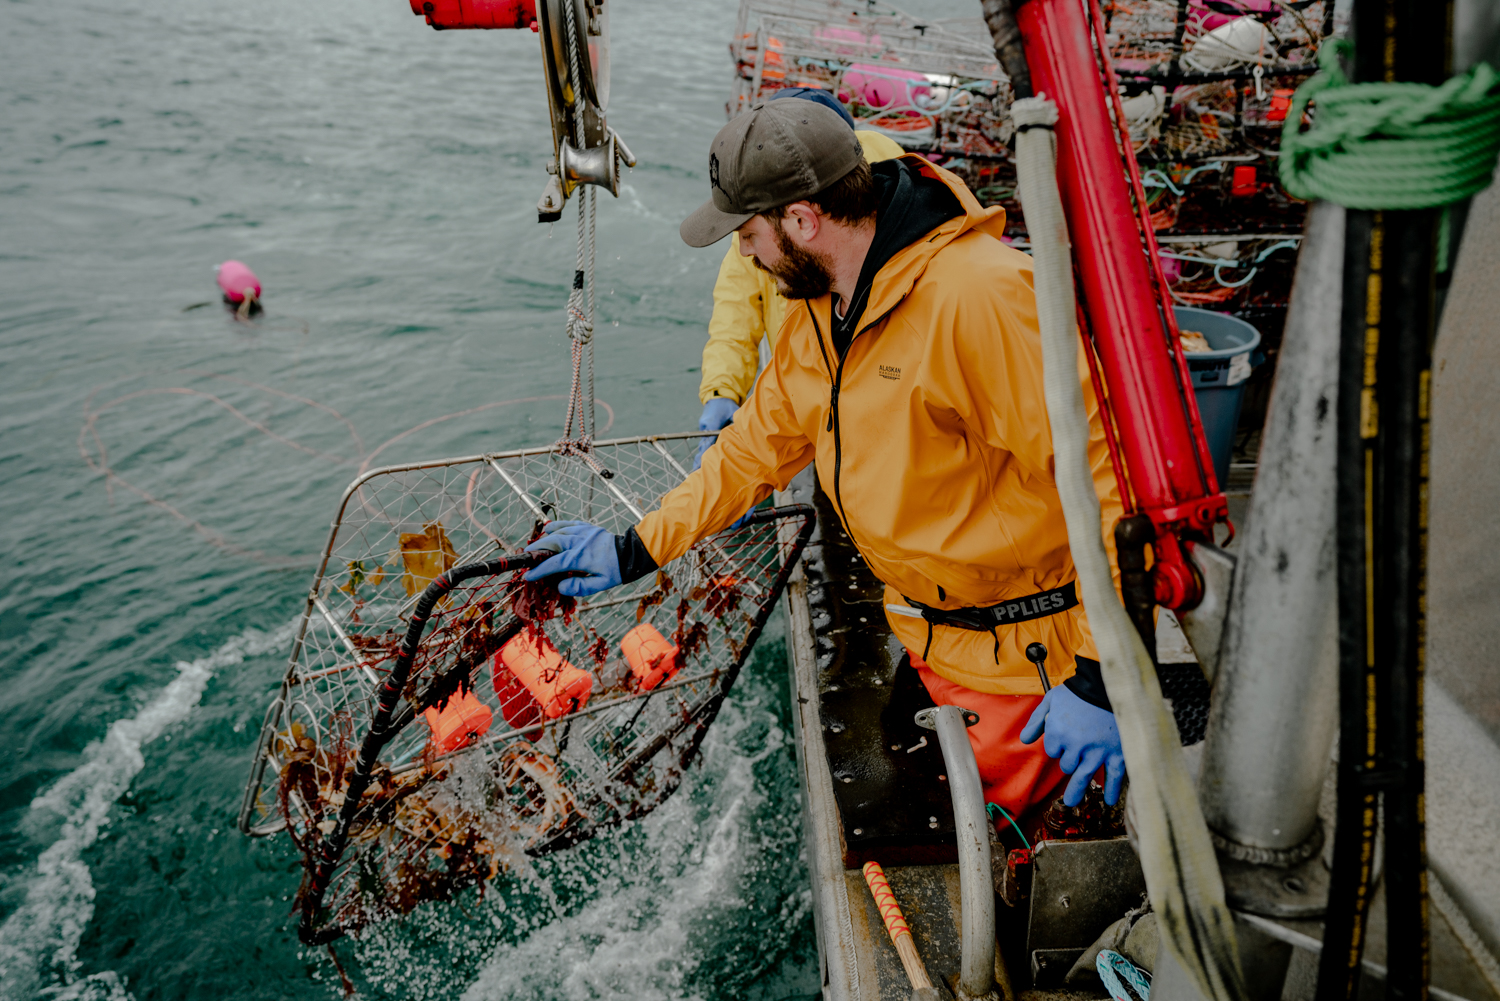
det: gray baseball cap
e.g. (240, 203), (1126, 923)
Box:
(679, 101), (865, 248)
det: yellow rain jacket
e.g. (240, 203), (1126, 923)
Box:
(698, 130), (908, 405)
(643, 155), (1123, 695)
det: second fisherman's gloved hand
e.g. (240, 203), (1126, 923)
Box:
(523, 521), (622, 597)
(1020, 684), (1126, 807)
(694, 397), (739, 469)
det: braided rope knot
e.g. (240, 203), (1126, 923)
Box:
(1279, 40), (1500, 210)
(566, 302), (592, 341)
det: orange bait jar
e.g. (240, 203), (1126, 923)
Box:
(620, 623), (682, 692)
(423, 689), (494, 753)
(496, 632), (593, 719)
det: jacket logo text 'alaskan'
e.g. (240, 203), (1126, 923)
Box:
(878, 365), (902, 381)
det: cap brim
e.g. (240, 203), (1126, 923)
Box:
(680, 198), (755, 248)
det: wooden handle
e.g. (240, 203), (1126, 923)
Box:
(861, 861), (933, 991)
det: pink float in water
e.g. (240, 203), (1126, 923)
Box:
(215, 260), (261, 303)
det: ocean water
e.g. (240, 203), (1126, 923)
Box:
(0, 0), (826, 996)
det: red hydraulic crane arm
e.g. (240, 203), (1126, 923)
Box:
(1014, 0), (1229, 610)
(409, 0), (537, 30)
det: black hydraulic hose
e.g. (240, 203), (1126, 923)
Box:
(1319, 207), (1385, 1001)
(1368, 209), (1438, 1001)
(1318, 3), (1447, 996)
(980, 0), (1032, 100)
(1321, 214), (1439, 1001)
(300, 551), (546, 944)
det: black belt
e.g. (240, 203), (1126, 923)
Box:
(890, 581), (1078, 661)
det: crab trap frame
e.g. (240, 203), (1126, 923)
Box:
(237, 433), (815, 943)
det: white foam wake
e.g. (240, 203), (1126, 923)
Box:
(0, 623), (293, 1001)
(444, 694), (809, 1001)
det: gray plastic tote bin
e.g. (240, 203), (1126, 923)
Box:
(1173, 306), (1262, 489)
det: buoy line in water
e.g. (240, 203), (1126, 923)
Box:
(77, 372), (614, 568)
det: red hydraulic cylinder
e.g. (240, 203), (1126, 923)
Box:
(409, 0), (537, 30)
(1016, 0), (1227, 607)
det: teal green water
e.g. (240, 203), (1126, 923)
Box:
(0, 0), (823, 996)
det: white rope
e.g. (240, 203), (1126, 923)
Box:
(1011, 93), (1250, 1001)
(556, 0), (600, 464)
(586, 185), (596, 440)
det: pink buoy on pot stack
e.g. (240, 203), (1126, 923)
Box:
(215, 260), (261, 317)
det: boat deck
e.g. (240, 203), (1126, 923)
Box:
(777, 464), (1500, 1001)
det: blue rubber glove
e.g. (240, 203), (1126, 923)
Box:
(694, 397), (739, 469)
(1019, 684), (1126, 807)
(522, 521), (622, 597)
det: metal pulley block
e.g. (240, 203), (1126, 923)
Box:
(538, 0), (608, 113)
(559, 128), (636, 197)
(538, 129), (636, 220)
(533, 0), (633, 221)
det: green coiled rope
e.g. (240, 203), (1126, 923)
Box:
(1279, 39), (1500, 210)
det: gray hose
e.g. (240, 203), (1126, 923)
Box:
(928, 706), (997, 999)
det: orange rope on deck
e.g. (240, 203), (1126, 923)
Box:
(861, 861), (933, 992)
(861, 861), (912, 941)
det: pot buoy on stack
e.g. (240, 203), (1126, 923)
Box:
(215, 260), (262, 318)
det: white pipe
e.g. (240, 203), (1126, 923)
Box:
(1010, 94), (1249, 1001)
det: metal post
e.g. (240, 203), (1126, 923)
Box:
(1152, 202), (1346, 1001)
(1195, 201), (1345, 916)
(916, 706), (999, 1001)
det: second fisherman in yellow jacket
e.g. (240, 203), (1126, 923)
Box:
(694, 88), (906, 466)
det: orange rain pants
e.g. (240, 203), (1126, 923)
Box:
(910, 653), (1067, 824)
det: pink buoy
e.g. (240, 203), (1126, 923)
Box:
(1186, 0), (1277, 32)
(841, 63), (930, 113)
(215, 260), (261, 303)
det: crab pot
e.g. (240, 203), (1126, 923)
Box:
(236, 434), (816, 944)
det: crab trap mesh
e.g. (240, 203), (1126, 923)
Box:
(237, 434), (814, 943)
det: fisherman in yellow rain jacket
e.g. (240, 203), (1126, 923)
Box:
(693, 88), (906, 468)
(525, 101), (1128, 825)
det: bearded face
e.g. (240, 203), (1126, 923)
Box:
(751, 217), (836, 300)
